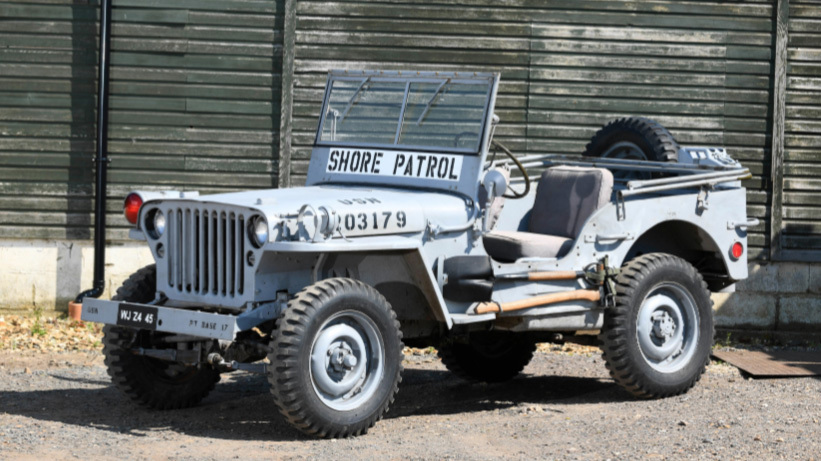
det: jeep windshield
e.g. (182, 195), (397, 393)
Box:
(316, 73), (495, 155)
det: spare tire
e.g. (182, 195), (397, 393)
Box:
(583, 117), (679, 163)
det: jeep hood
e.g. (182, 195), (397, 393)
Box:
(143, 185), (475, 241)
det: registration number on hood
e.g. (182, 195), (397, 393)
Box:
(326, 149), (462, 181)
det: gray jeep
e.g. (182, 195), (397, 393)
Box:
(83, 70), (755, 438)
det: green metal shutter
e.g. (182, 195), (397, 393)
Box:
(781, 0), (821, 259)
(0, 0), (284, 241)
(287, 0), (774, 260)
(287, 0), (534, 183)
(0, 0), (99, 240)
(526, 1), (775, 260)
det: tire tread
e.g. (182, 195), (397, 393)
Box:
(598, 253), (714, 399)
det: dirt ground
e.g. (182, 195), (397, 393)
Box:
(1, 341), (820, 461)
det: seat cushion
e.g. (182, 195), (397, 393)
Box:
(483, 230), (574, 262)
(529, 166), (614, 239)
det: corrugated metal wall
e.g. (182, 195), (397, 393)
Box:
(287, 0), (533, 183)
(0, 0), (284, 240)
(782, 0), (821, 257)
(286, 0), (775, 259)
(0, 0), (98, 240)
(3, 0), (821, 262)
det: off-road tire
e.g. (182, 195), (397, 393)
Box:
(583, 117), (679, 163)
(599, 254), (714, 398)
(102, 264), (220, 410)
(438, 332), (536, 383)
(268, 278), (404, 438)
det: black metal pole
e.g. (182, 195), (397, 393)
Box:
(76, 0), (112, 303)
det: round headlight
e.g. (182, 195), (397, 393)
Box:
(249, 216), (268, 248)
(144, 209), (165, 240)
(152, 210), (166, 237)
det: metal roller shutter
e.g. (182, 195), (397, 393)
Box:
(0, 0), (284, 241)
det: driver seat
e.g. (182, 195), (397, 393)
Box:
(483, 166), (614, 262)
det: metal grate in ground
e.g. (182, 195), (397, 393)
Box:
(712, 349), (821, 377)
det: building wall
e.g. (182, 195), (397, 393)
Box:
(0, 0), (285, 309)
(0, 0), (284, 242)
(283, 0), (778, 259)
(1, 0), (819, 332)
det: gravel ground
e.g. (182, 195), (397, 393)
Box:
(1, 345), (820, 461)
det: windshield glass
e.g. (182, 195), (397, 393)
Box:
(318, 76), (492, 154)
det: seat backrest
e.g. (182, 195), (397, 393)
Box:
(528, 166), (614, 239)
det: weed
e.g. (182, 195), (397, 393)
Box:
(713, 331), (733, 349)
(30, 306), (48, 337)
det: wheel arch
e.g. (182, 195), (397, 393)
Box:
(313, 250), (449, 337)
(626, 220), (731, 291)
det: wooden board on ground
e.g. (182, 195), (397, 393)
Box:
(712, 349), (821, 377)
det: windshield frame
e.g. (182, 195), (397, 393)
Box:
(314, 71), (496, 156)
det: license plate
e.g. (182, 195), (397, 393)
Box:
(116, 303), (159, 330)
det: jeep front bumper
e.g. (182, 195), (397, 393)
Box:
(81, 298), (277, 341)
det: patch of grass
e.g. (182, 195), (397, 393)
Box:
(30, 306), (47, 337)
(713, 331), (733, 349)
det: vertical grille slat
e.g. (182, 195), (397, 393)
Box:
(226, 213), (234, 297)
(167, 208), (175, 288)
(236, 216), (244, 295)
(176, 209), (183, 291)
(217, 212), (224, 296)
(210, 212), (217, 294)
(199, 211), (206, 293)
(162, 205), (249, 300)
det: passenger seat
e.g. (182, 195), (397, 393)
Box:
(483, 166), (614, 261)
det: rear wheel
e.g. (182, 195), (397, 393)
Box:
(599, 253), (714, 398)
(438, 331), (536, 383)
(102, 265), (220, 410)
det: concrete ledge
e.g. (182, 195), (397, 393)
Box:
(0, 240), (153, 312)
(712, 292), (777, 330)
(737, 262), (809, 294)
(716, 328), (821, 346)
(810, 265), (821, 294)
(779, 295), (821, 331)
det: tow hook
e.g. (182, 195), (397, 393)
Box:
(207, 353), (267, 374)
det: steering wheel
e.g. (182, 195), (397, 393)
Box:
(490, 140), (530, 199)
(453, 131), (479, 148)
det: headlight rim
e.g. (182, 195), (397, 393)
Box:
(248, 215), (268, 248)
(144, 208), (165, 240)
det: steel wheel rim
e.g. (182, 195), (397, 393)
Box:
(602, 141), (647, 160)
(310, 310), (385, 411)
(602, 141), (651, 181)
(636, 282), (699, 373)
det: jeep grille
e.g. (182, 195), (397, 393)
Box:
(165, 207), (246, 298)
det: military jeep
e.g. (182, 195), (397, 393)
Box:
(82, 70), (755, 438)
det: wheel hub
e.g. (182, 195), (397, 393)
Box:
(329, 344), (358, 372)
(636, 284), (700, 373)
(308, 311), (386, 412)
(651, 311), (676, 340)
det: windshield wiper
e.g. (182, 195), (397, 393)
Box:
(416, 78), (450, 126)
(338, 77), (370, 124)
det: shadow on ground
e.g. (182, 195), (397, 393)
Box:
(0, 364), (624, 442)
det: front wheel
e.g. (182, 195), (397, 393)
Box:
(102, 265), (221, 410)
(268, 278), (404, 438)
(599, 253), (714, 398)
